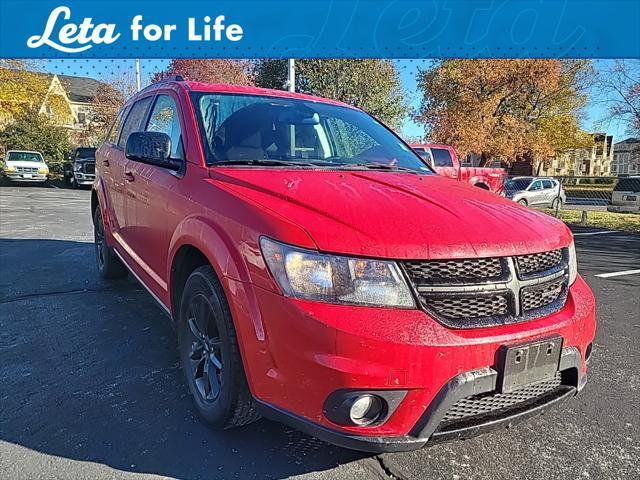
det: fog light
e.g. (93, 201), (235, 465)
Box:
(349, 394), (383, 426)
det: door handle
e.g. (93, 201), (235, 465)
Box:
(125, 171), (135, 182)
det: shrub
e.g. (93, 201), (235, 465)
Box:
(0, 109), (72, 174)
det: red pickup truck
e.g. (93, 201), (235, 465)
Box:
(92, 78), (595, 452)
(411, 143), (506, 193)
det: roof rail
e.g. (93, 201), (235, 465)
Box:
(155, 75), (185, 82)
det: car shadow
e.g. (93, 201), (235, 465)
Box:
(0, 238), (367, 480)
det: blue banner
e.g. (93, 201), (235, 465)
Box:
(0, 0), (638, 58)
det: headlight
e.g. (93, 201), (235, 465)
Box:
(568, 241), (577, 285)
(260, 237), (415, 308)
(5, 165), (16, 172)
(38, 166), (49, 174)
(74, 163), (82, 172)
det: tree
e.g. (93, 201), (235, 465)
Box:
(596, 60), (640, 137)
(74, 76), (130, 147)
(0, 109), (71, 173)
(254, 59), (410, 129)
(152, 59), (254, 85)
(415, 59), (592, 166)
(0, 67), (50, 124)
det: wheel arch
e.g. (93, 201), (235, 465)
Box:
(167, 215), (252, 318)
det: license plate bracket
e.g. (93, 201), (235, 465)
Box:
(498, 337), (563, 393)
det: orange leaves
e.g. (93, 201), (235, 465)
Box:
(416, 59), (590, 164)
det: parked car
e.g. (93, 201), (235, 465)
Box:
(0, 150), (49, 183)
(410, 143), (506, 193)
(63, 147), (97, 188)
(608, 176), (640, 213)
(92, 78), (595, 452)
(504, 176), (566, 209)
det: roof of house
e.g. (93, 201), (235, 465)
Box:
(614, 137), (639, 145)
(55, 74), (102, 103)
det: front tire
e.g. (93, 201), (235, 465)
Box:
(93, 208), (127, 279)
(517, 199), (528, 206)
(178, 265), (260, 429)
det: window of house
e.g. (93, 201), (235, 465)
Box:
(117, 96), (154, 149)
(145, 95), (184, 160)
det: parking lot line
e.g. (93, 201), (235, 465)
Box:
(595, 269), (640, 278)
(573, 230), (616, 236)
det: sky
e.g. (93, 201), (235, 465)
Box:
(38, 58), (631, 142)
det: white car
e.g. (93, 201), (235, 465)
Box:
(1, 150), (49, 183)
(608, 176), (640, 213)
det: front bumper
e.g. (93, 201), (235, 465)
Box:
(231, 274), (596, 452)
(72, 173), (95, 185)
(257, 348), (584, 452)
(4, 173), (48, 182)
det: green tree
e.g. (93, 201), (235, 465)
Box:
(0, 109), (71, 174)
(254, 59), (409, 129)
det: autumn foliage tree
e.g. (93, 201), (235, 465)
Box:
(152, 59), (254, 85)
(254, 59), (409, 129)
(415, 59), (592, 166)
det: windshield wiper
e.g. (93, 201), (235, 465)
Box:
(213, 159), (319, 167)
(337, 162), (421, 174)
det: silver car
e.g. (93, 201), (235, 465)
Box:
(608, 176), (640, 213)
(505, 177), (566, 209)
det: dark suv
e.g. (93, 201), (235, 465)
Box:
(64, 147), (97, 188)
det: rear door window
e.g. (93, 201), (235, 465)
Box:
(430, 148), (454, 167)
(117, 96), (154, 149)
(542, 180), (554, 189)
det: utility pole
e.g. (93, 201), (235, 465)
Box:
(287, 59), (295, 92)
(135, 59), (141, 91)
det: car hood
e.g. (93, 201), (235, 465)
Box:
(5, 160), (47, 168)
(211, 169), (572, 259)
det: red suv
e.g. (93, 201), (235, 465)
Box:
(92, 78), (595, 452)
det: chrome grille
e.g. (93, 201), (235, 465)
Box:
(83, 162), (95, 174)
(404, 257), (503, 284)
(440, 372), (563, 424)
(522, 279), (565, 312)
(16, 166), (38, 173)
(516, 249), (563, 276)
(402, 248), (569, 328)
(428, 295), (509, 320)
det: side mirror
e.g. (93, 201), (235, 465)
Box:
(125, 131), (181, 170)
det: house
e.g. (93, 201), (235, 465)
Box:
(543, 133), (614, 177)
(611, 138), (640, 176)
(0, 68), (120, 135)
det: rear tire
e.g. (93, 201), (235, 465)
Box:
(93, 208), (128, 279)
(178, 265), (260, 429)
(552, 198), (563, 210)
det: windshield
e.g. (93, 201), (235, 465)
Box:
(192, 93), (432, 173)
(75, 148), (96, 159)
(505, 179), (532, 191)
(7, 151), (43, 162)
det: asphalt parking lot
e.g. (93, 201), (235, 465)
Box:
(1, 184), (639, 480)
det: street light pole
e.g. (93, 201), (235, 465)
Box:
(135, 59), (141, 91)
(287, 59), (295, 92)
